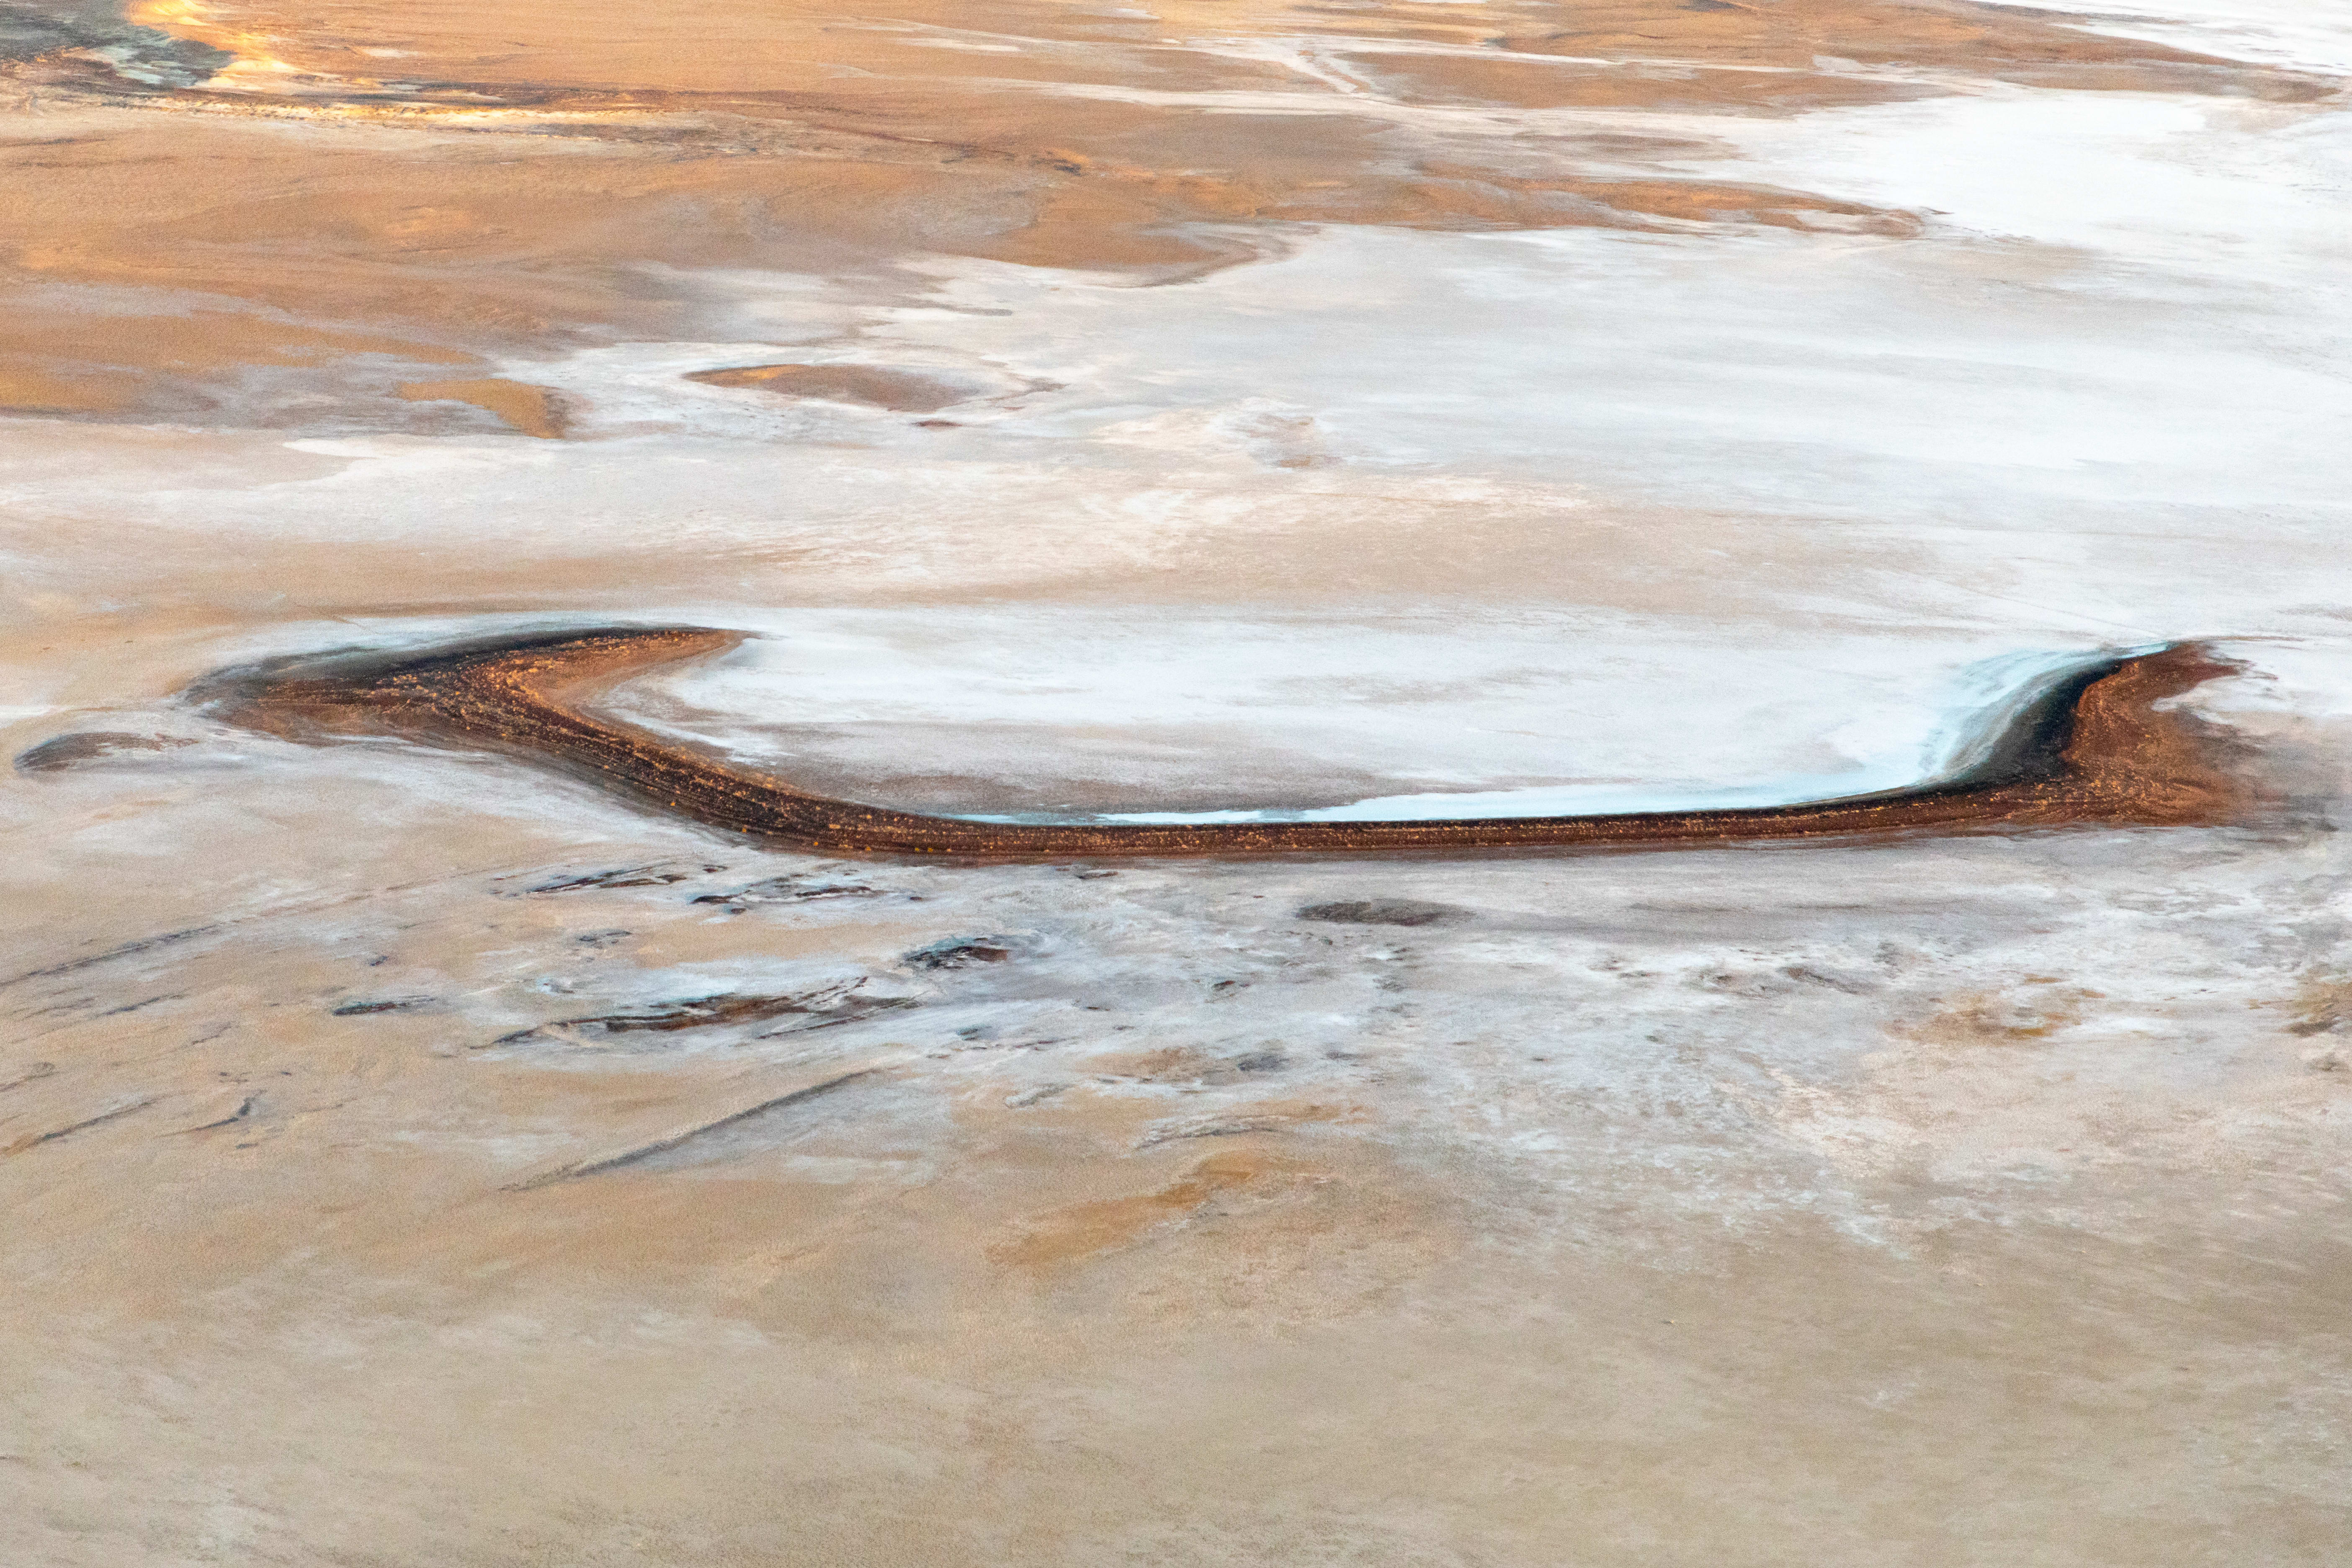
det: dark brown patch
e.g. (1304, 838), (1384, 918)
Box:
(493, 981), (911, 1047)
(190, 628), (2258, 862)
(1298, 899), (1468, 927)
(14, 731), (190, 773)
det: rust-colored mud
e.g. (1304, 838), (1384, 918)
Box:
(191, 628), (2252, 860)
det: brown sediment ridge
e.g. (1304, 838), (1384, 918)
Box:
(191, 627), (2250, 860)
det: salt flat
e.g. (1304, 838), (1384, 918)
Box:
(2, 2), (2348, 1562)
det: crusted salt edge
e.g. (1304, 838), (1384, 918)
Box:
(951, 649), (2122, 826)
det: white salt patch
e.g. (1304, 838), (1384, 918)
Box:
(605, 610), (2133, 821)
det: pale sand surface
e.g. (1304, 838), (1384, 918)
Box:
(4, 1), (2352, 1563)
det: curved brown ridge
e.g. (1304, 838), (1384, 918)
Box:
(190, 628), (2252, 860)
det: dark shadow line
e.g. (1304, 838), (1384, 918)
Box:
(503, 1068), (876, 1190)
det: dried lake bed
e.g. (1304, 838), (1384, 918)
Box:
(3, 1), (2351, 1562)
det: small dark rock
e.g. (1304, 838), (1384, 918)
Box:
(15, 732), (191, 773)
(1231, 1051), (1287, 1074)
(530, 866), (711, 894)
(693, 877), (877, 909)
(904, 935), (1022, 971)
(1782, 964), (1873, 995)
(333, 998), (426, 1017)
(489, 980), (911, 1047)
(1296, 899), (1467, 928)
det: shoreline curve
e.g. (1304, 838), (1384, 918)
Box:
(186, 627), (2254, 861)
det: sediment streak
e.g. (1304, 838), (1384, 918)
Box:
(192, 628), (2250, 860)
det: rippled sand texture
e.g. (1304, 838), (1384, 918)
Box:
(6, 3), (2352, 1565)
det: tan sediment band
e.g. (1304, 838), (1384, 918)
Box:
(190, 628), (2251, 861)
(683, 365), (974, 413)
(394, 378), (570, 438)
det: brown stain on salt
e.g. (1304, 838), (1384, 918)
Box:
(686, 364), (973, 413)
(396, 377), (569, 438)
(1903, 985), (2098, 1047)
(192, 627), (2256, 861)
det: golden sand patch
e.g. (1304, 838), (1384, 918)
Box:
(395, 376), (569, 438)
(990, 1146), (1321, 1267)
(0, 304), (473, 377)
(0, 362), (137, 415)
